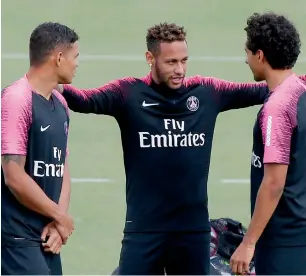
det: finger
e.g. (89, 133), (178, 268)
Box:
(54, 241), (63, 254)
(237, 261), (244, 275)
(243, 261), (250, 274)
(49, 239), (61, 253)
(61, 236), (68, 245)
(45, 237), (61, 253)
(55, 246), (62, 255)
(43, 233), (57, 248)
(55, 225), (68, 244)
(231, 261), (238, 274)
(230, 257), (235, 270)
(41, 227), (49, 242)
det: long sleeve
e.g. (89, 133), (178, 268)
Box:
(202, 77), (268, 112)
(198, 75), (306, 112)
(62, 77), (135, 116)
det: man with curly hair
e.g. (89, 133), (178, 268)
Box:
(59, 22), (305, 275)
(230, 12), (306, 275)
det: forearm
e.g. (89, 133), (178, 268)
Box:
(61, 84), (108, 114)
(243, 181), (283, 245)
(5, 164), (61, 220)
(57, 80), (124, 116)
(216, 79), (267, 112)
(58, 163), (71, 212)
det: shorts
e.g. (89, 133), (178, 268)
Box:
(255, 245), (306, 275)
(1, 245), (62, 275)
(118, 232), (210, 275)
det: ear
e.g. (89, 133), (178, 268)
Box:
(257, 49), (264, 63)
(56, 51), (64, 67)
(145, 51), (154, 67)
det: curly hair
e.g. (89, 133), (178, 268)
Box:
(146, 22), (187, 54)
(244, 12), (301, 70)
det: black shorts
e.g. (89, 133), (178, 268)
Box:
(118, 232), (210, 275)
(1, 246), (62, 275)
(255, 245), (306, 275)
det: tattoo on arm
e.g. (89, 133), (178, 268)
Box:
(2, 154), (24, 165)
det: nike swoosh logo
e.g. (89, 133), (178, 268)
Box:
(142, 101), (159, 107)
(40, 125), (50, 132)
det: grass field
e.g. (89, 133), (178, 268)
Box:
(2, 0), (306, 274)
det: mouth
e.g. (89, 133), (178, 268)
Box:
(171, 77), (184, 85)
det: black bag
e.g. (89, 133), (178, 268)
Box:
(209, 218), (255, 275)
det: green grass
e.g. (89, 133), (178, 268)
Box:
(2, 0), (306, 274)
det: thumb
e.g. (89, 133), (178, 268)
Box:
(41, 226), (49, 241)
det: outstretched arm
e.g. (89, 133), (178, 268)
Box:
(60, 77), (134, 116)
(201, 76), (268, 112)
(199, 75), (305, 112)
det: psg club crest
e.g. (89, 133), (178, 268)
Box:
(186, 96), (199, 112)
(64, 121), (68, 136)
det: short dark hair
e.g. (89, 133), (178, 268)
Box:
(244, 12), (301, 70)
(29, 22), (79, 66)
(146, 22), (187, 54)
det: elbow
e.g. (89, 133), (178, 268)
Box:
(263, 179), (284, 199)
(4, 173), (16, 188)
(3, 171), (23, 194)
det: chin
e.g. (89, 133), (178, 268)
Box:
(168, 84), (181, 89)
(59, 77), (73, 85)
(168, 81), (183, 90)
(253, 75), (265, 82)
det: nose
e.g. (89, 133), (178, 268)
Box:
(174, 63), (184, 75)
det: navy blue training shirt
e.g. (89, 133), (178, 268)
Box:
(62, 73), (271, 233)
(1, 76), (69, 244)
(251, 74), (306, 247)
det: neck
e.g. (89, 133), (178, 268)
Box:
(150, 70), (179, 94)
(150, 70), (160, 85)
(265, 69), (294, 91)
(26, 66), (57, 99)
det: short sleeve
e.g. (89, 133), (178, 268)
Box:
(1, 87), (32, 155)
(260, 103), (294, 164)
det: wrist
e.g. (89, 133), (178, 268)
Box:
(58, 201), (69, 212)
(51, 205), (64, 222)
(242, 236), (257, 247)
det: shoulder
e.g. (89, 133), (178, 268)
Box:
(183, 75), (213, 87)
(262, 93), (290, 115)
(107, 77), (139, 90)
(260, 90), (297, 127)
(2, 77), (32, 101)
(102, 77), (141, 94)
(266, 77), (306, 112)
(2, 77), (32, 113)
(183, 75), (246, 90)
